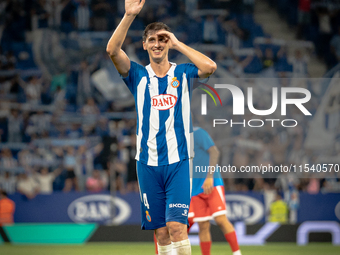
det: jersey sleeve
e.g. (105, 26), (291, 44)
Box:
(197, 128), (215, 151)
(121, 61), (144, 95)
(184, 63), (199, 93)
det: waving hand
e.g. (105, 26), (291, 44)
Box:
(125, 0), (145, 16)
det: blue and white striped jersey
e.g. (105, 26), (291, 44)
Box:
(122, 61), (198, 166)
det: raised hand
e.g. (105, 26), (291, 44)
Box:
(125, 0), (145, 16)
(156, 31), (180, 50)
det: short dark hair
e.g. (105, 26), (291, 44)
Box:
(142, 22), (171, 42)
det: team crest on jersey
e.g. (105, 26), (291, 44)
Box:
(171, 77), (180, 88)
(146, 210), (151, 222)
(151, 94), (177, 110)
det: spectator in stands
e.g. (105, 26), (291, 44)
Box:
(60, 0), (76, 33)
(229, 54), (253, 77)
(76, 144), (91, 190)
(26, 110), (52, 137)
(76, 0), (91, 31)
(25, 76), (42, 105)
(52, 85), (66, 111)
(307, 177), (320, 194)
(86, 169), (106, 192)
(268, 193), (288, 223)
(63, 146), (79, 192)
(0, 2), (6, 34)
(185, 0), (198, 16)
(223, 19), (246, 49)
(76, 58), (99, 106)
(0, 77), (11, 95)
(0, 47), (5, 62)
(122, 36), (142, 64)
(66, 123), (83, 139)
(0, 148), (18, 169)
(126, 133), (138, 193)
(8, 75), (24, 96)
(17, 173), (40, 199)
(46, 0), (63, 29)
(108, 159), (126, 193)
(91, 0), (110, 31)
(320, 175), (340, 192)
(95, 117), (109, 137)
(270, 132), (289, 166)
(0, 189), (15, 225)
(316, 7), (332, 60)
(0, 171), (17, 195)
(4, 50), (16, 69)
(75, 143), (103, 190)
(243, 0), (254, 13)
(49, 120), (67, 138)
(17, 148), (35, 167)
(330, 26), (340, 66)
(203, 15), (219, 44)
(288, 190), (299, 224)
(275, 170), (300, 205)
(288, 49), (309, 77)
(81, 97), (100, 115)
(256, 47), (277, 70)
(7, 109), (23, 143)
(51, 146), (64, 166)
(31, 0), (50, 30)
(296, 0), (311, 39)
(1, 0), (25, 45)
(34, 167), (61, 194)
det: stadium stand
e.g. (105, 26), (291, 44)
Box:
(0, 0), (339, 204)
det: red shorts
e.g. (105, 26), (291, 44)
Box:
(188, 186), (227, 222)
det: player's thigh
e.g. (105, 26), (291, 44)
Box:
(137, 161), (166, 230)
(208, 186), (227, 218)
(191, 194), (212, 222)
(164, 159), (191, 224)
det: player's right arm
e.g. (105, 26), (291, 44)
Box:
(106, 0), (145, 77)
(202, 145), (220, 194)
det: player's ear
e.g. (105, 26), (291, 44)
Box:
(143, 41), (147, 50)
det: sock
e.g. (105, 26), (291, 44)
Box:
(158, 243), (172, 255)
(232, 250), (242, 255)
(154, 233), (158, 255)
(224, 231), (241, 254)
(199, 241), (211, 255)
(172, 239), (191, 255)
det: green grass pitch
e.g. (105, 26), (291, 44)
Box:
(0, 243), (339, 255)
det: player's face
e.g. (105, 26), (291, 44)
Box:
(143, 30), (169, 63)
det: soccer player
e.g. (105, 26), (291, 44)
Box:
(189, 127), (242, 255)
(154, 127), (242, 255)
(106, 1), (217, 255)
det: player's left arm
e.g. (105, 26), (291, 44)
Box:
(202, 145), (220, 194)
(156, 31), (217, 78)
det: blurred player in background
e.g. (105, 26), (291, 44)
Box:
(106, 1), (217, 254)
(0, 189), (15, 225)
(155, 127), (242, 255)
(189, 127), (241, 255)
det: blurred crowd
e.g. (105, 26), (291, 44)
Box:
(0, 0), (339, 198)
(0, 117), (139, 198)
(267, 0), (340, 69)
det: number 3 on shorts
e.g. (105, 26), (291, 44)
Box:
(143, 193), (150, 209)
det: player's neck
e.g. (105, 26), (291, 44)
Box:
(149, 59), (171, 78)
